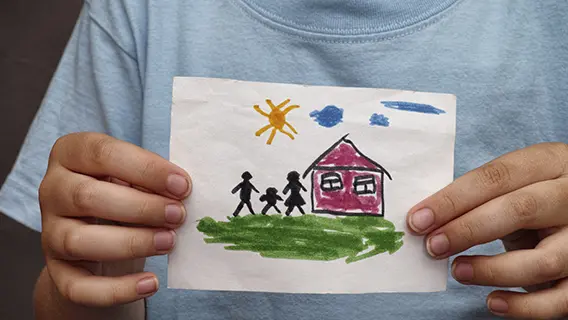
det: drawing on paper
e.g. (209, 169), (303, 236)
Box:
(302, 134), (392, 216)
(231, 171), (259, 217)
(309, 105), (344, 128)
(254, 99), (300, 145)
(197, 134), (403, 264)
(369, 113), (390, 127)
(381, 101), (446, 115)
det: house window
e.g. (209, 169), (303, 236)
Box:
(353, 175), (376, 195)
(320, 172), (343, 191)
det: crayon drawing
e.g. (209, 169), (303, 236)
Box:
(309, 105), (344, 128)
(369, 113), (390, 127)
(231, 171), (259, 217)
(381, 101), (446, 115)
(254, 99), (300, 145)
(197, 134), (403, 264)
(197, 214), (404, 264)
(169, 77), (456, 293)
(303, 134), (392, 216)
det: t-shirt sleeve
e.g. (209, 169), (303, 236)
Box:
(0, 2), (143, 231)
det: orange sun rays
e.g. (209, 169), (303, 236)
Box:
(254, 98), (299, 145)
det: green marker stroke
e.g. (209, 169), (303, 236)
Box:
(197, 214), (404, 263)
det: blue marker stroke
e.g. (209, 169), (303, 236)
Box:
(309, 105), (344, 128)
(369, 114), (390, 127)
(381, 101), (446, 115)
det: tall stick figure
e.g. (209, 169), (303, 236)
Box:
(283, 171), (307, 216)
(231, 171), (259, 216)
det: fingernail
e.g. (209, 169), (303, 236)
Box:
(165, 204), (185, 225)
(427, 233), (450, 257)
(452, 262), (474, 282)
(166, 174), (190, 197)
(154, 231), (176, 251)
(409, 208), (434, 232)
(488, 297), (509, 315)
(136, 276), (158, 295)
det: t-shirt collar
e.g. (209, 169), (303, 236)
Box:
(237, 0), (460, 35)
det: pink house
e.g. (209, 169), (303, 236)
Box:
(302, 135), (391, 216)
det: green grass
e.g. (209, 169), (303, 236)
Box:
(197, 214), (404, 263)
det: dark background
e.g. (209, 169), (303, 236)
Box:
(0, 1), (82, 319)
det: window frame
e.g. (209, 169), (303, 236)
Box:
(320, 172), (344, 192)
(353, 175), (377, 195)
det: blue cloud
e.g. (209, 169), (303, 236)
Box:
(381, 101), (446, 115)
(369, 114), (390, 127)
(309, 105), (344, 128)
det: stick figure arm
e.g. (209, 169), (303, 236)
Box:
(299, 182), (307, 192)
(276, 195), (283, 201)
(251, 184), (260, 193)
(231, 183), (242, 194)
(283, 185), (290, 194)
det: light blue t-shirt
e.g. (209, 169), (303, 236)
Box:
(2, 0), (567, 319)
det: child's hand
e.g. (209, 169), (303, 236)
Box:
(39, 133), (191, 307)
(407, 143), (568, 319)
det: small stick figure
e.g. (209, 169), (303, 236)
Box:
(259, 187), (283, 215)
(231, 171), (259, 216)
(283, 171), (307, 216)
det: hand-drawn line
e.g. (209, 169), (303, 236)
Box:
(309, 105), (344, 128)
(369, 113), (390, 127)
(302, 134), (392, 217)
(283, 171), (307, 216)
(231, 171), (259, 217)
(259, 187), (283, 215)
(197, 214), (404, 263)
(254, 99), (300, 145)
(381, 101), (446, 115)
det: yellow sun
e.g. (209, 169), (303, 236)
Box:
(254, 98), (300, 145)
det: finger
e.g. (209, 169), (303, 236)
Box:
(425, 178), (568, 258)
(46, 218), (176, 261)
(47, 259), (159, 307)
(452, 247), (568, 287)
(407, 143), (568, 234)
(52, 132), (191, 199)
(487, 283), (568, 319)
(47, 168), (186, 228)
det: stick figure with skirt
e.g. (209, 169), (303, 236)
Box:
(231, 171), (259, 216)
(283, 171), (307, 216)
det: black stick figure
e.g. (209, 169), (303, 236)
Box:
(231, 171), (259, 216)
(259, 187), (283, 215)
(283, 171), (307, 216)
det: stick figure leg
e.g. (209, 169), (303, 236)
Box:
(233, 201), (244, 217)
(245, 201), (255, 215)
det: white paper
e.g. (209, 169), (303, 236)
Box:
(168, 77), (456, 293)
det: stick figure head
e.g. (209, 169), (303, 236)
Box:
(241, 171), (253, 181)
(287, 171), (300, 182)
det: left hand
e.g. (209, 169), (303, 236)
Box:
(407, 143), (568, 319)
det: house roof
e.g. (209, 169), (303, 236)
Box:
(302, 134), (392, 180)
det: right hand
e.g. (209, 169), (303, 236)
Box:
(39, 132), (191, 307)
